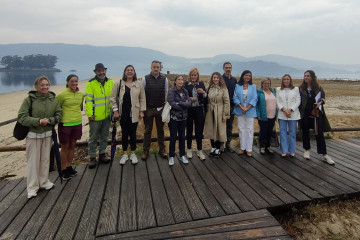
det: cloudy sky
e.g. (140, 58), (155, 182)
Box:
(0, 0), (359, 65)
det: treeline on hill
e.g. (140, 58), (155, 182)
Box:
(0, 54), (58, 69)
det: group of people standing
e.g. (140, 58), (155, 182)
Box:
(18, 60), (334, 199)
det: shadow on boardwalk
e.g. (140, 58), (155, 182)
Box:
(1, 138), (360, 239)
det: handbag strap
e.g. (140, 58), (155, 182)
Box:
(28, 96), (33, 117)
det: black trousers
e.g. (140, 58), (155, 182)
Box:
(301, 114), (327, 154)
(258, 118), (276, 148)
(120, 116), (138, 151)
(186, 106), (205, 150)
(210, 139), (222, 149)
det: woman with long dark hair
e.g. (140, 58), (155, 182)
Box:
(110, 65), (146, 165)
(233, 70), (258, 156)
(299, 70), (334, 164)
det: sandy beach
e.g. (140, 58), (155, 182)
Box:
(0, 76), (121, 179)
(1, 77), (360, 180)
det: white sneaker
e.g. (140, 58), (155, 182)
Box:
(324, 155), (335, 165)
(169, 157), (175, 166)
(180, 156), (189, 164)
(130, 153), (138, 164)
(119, 154), (128, 165)
(40, 181), (54, 190)
(303, 150), (310, 160)
(187, 149), (193, 159)
(197, 150), (206, 160)
(27, 192), (37, 199)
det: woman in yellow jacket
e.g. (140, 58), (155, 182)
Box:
(57, 74), (84, 180)
(110, 65), (146, 165)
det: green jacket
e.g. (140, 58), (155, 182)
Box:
(18, 91), (62, 134)
(299, 86), (331, 132)
(85, 77), (114, 121)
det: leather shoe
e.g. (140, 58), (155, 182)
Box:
(159, 150), (168, 159)
(141, 151), (149, 161)
(88, 158), (97, 169)
(99, 153), (110, 164)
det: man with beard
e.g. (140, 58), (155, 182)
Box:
(85, 63), (114, 168)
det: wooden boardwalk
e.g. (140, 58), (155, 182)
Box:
(1, 138), (360, 239)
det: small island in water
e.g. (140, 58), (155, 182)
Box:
(0, 54), (60, 72)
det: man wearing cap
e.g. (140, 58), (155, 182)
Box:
(141, 60), (169, 160)
(85, 63), (115, 168)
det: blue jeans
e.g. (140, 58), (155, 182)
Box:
(279, 119), (297, 154)
(169, 119), (186, 157)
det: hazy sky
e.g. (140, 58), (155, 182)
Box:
(0, 0), (359, 65)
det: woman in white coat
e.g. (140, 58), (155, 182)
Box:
(276, 74), (301, 157)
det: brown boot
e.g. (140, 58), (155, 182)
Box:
(99, 153), (110, 164)
(141, 150), (149, 161)
(159, 149), (168, 159)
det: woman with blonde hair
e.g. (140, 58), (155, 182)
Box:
(276, 74), (301, 157)
(204, 72), (230, 157)
(185, 68), (207, 160)
(18, 76), (62, 198)
(256, 77), (277, 155)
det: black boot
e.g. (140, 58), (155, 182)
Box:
(62, 168), (72, 181)
(99, 153), (110, 164)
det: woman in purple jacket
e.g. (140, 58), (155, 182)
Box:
(168, 75), (192, 166)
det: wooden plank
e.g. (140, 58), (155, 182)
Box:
(170, 156), (209, 220)
(226, 151), (297, 205)
(246, 151), (311, 202)
(220, 151), (284, 207)
(324, 140), (360, 168)
(206, 151), (270, 209)
(189, 154), (241, 214)
(0, 178), (26, 236)
(96, 161), (122, 236)
(195, 153), (256, 211)
(0, 173), (58, 239)
(16, 167), (82, 240)
(178, 226), (289, 240)
(180, 153), (226, 218)
(135, 158), (156, 230)
(0, 180), (9, 192)
(255, 146), (339, 198)
(73, 163), (111, 239)
(293, 147), (360, 192)
(118, 161), (137, 232)
(0, 178), (22, 203)
(97, 209), (273, 239)
(248, 151), (321, 200)
(54, 165), (97, 240)
(35, 165), (87, 240)
(146, 153), (175, 226)
(157, 155), (193, 223)
(117, 217), (283, 240)
(342, 138), (360, 146)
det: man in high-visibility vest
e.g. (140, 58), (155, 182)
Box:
(85, 63), (114, 168)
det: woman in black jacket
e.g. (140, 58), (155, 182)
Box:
(185, 68), (207, 160)
(168, 75), (192, 165)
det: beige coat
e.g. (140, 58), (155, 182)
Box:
(204, 85), (230, 142)
(110, 79), (146, 123)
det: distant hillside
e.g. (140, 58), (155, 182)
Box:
(0, 43), (358, 79)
